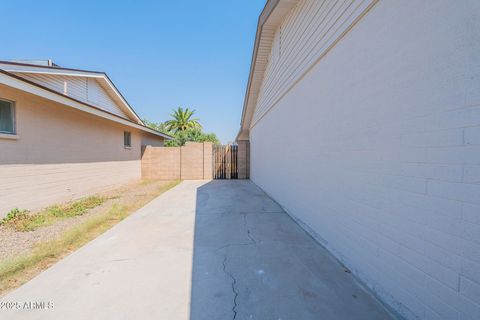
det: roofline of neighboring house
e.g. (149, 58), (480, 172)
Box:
(0, 69), (173, 140)
(103, 73), (144, 125)
(0, 60), (144, 125)
(236, 0), (298, 141)
(0, 60), (104, 75)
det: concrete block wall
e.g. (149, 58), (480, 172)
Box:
(0, 85), (165, 217)
(141, 146), (181, 180)
(142, 142), (215, 180)
(249, 1), (480, 319)
(181, 142), (205, 180)
(0, 161), (141, 217)
(203, 142), (213, 180)
(237, 140), (250, 179)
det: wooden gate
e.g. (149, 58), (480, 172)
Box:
(213, 144), (238, 179)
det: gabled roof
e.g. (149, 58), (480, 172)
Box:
(0, 60), (143, 125)
(0, 62), (173, 140)
(237, 0), (299, 141)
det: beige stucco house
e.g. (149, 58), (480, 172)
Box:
(0, 60), (171, 217)
(239, 1), (480, 320)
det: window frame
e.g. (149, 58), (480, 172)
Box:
(124, 131), (132, 149)
(0, 98), (16, 135)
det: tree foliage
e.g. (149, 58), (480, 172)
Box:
(143, 107), (219, 147)
(164, 107), (202, 133)
(164, 128), (219, 147)
(142, 119), (169, 133)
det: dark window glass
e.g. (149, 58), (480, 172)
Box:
(0, 100), (14, 134)
(124, 131), (131, 148)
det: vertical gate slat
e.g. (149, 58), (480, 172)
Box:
(229, 145), (232, 180)
(226, 145), (230, 180)
(234, 145), (237, 179)
(212, 143), (239, 180)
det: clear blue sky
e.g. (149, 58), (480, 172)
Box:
(2, 0), (265, 143)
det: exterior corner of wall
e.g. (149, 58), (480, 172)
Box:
(237, 140), (250, 179)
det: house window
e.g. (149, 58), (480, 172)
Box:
(124, 131), (131, 148)
(0, 99), (15, 134)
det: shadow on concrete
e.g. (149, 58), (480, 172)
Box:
(189, 180), (394, 320)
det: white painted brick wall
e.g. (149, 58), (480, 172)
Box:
(249, 0), (480, 319)
(465, 127), (480, 145)
(464, 167), (480, 184)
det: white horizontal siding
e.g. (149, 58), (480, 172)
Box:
(12, 72), (128, 118)
(86, 78), (127, 117)
(16, 72), (87, 98)
(252, 0), (376, 126)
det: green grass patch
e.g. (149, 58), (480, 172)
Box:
(0, 208), (30, 225)
(0, 196), (105, 232)
(0, 180), (180, 295)
(0, 204), (128, 287)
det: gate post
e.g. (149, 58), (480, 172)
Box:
(237, 140), (250, 179)
(203, 142), (213, 180)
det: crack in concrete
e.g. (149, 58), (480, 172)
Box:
(213, 243), (242, 319)
(107, 258), (133, 262)
(213, 214), (258, 320)
(222, 254), (239, 320)
(243, 214), (257, 245)
(214, 243), (249, 320)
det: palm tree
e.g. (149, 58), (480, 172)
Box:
(164, 107), (202, 133)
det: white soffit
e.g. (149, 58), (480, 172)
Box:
(237, 0), (299, 141)
(238, 0), (378, 140)
(0, 70), (172, 140)
(0, 62), (142, 124)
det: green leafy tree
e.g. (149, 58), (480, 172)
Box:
(142, 119), (172, 135)
(164, 107), (202, 133)
(165, 128), (219, 147)
(144, 111), (220, 147)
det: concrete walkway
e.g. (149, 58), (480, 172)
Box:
(1, 180), (394, 320)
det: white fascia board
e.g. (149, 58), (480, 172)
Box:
(0, 63), (103, 78)
(101, 76), (143, 124)
(0, 63), (143, 124)
(0, 72), (171, 140)
(237, 0), (299, 141)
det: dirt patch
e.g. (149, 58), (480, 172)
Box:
(0, 180), (176, 261)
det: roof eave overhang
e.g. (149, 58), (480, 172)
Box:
(236, 0), (298, 141)
(0, 70), (173, 140)
(0, 61), (144, 125)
